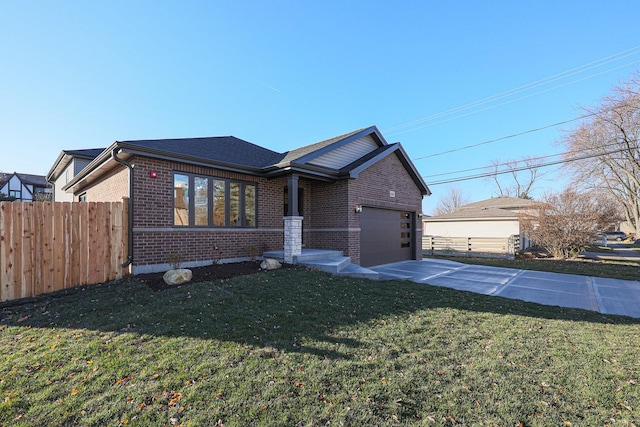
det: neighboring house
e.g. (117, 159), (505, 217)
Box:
(46, 149), (105, 201)
(53, 126), (431, 273)
(0, 172), (52, 201)
(423, 196), (538, 250)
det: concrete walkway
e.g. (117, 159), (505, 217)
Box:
(371, 258), (640, 319)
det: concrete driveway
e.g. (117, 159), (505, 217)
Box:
(370, 258), (640, 319)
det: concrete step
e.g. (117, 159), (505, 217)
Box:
(262, 249), (344, 264)
(299, 256), (351, 274)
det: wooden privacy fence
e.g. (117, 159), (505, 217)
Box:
(0, 201), (129, 302)
(423, 235), (520, 259)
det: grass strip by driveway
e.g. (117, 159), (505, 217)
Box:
(430, 255), (640, 281)
(1, 267), (639, 426)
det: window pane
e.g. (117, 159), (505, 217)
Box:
(174, 174), (189, 226)
(213, 180), (226, 226)
(194, 177), (208, 226)
(245, 184), (256, 227)
(230, 182), (240, 227)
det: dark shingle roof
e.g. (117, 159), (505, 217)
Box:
(63, 127), (430, 196)
(0, 172), (49, 187)
(118, 136), (285, 169)
(64, 148), (105, 159)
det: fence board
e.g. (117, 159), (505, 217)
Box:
(1, 202), (14, 301)
(423, 235), (519, 259)
(12, 203), (24, 298)
(53, 203), (65, 292)
(21, 202), (34, 298)
(41, 202), (55, 296)
(0, 201), (128, 302)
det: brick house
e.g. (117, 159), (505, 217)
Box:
(56, 126), (430, 273)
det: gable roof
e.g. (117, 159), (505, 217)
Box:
(0, 172), (49, 188)
(118, 136), (284, 170)
(47, 148), (105, 182)
(425, 196), (537, 222)
(456, 196), (538, 211)
(61, 126), (431, 196)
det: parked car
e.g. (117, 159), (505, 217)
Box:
(601, 231), (627, 241)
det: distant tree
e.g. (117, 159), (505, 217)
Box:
(520, 188), (621, 258)
(486, 155), (546, 199)
(0, 192), (16, 202)
(432, 185), (471, 215)
(32, 191), (53, 202)
(561, 72), (640, 235)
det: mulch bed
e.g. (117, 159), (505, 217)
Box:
(135, 261), (278, 292)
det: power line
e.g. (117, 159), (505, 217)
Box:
(423, 147), (630, 186)
(421, 133), (629, 178)
(413, 99), (640, 162)
(384, 46), (640, 136)
(413, 113), (595, 161)
(388, 61), (639, 137)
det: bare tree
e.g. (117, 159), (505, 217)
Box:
(562, 72), (640, 235)
(432, 185), (471, 215)
(486, 156), (546, 199)
(520, 188), (621, 258)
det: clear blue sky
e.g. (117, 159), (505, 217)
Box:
(1, 1), (639, 213)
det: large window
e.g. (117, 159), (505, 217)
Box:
(173, 173), (257, 227)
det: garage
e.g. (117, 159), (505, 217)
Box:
(360, 207), (414, 267)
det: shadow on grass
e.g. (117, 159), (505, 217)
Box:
(2, 267), (638, 359)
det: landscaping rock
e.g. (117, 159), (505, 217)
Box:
(163, 268), (193, 286)
(260, 258), (282, 271)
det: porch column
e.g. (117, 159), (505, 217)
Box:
(283, 216), (303, 264)
(284, 174), (302, 263)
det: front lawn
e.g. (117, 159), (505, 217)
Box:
(1, 267), (639, 426)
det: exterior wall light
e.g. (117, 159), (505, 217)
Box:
(355, 204), (363, 213)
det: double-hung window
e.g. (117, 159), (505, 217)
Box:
(174, 173), (257, 227)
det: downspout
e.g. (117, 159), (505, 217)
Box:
(112, 148), (134, 268)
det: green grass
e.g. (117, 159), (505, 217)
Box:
(1, 267), (640, 426)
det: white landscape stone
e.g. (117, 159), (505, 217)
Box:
(260, 258), (282, 271)
(163, 268), (193, 286)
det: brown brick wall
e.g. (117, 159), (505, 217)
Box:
(304, 152), (424, 265)
(129, 158), (287, 267)
(73, 150), (424, 270)
(348, 153), (424, 264)
(82, 166), (130, 202)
